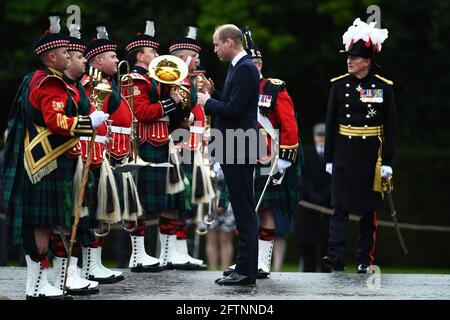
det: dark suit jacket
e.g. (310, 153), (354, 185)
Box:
(205, 54), (259, 163)
(300, 145), (331, 206)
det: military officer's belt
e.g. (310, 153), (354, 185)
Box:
(338, 124), (384, 137)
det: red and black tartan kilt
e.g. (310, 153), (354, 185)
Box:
(137, 142), (185, 216)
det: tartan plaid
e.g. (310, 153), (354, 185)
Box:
(81, 166), (103, 228)
(4, 73), (77, 243)
(2, 74), (32, 244)
(21, 156), (76, 230)
(137, 142), (185, 215)
(279, 150), (303, 214)
(76, 216), (97, 247)
(110, 158), (125, 211)
(254, 162), (282, 210)
(181, 165), (194, 218)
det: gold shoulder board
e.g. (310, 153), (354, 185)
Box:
(375, 74), (394, 85)
(330, 73), (350, 83)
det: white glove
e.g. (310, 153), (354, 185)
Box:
(381, 165), (393, 178)
(326, 163), (333, 175)
(213, 162), (224, 178)
(89, 110), (109, 129)
(277, 159), (292, 175)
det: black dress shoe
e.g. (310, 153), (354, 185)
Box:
(256, 269), (270, 279)
(322, 255), (345, 271)
(131, 263), (166, 273)
(223, 267), (234, 277)
(168, 262), (208, 271)
(225, 268), (270, 279)
(216, 272), (256, 286)
(357, 264), (369, 273)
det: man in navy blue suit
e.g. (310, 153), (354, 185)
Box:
(198, 24), (260, 285)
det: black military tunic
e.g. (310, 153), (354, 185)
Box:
(324, 72), (397, 212)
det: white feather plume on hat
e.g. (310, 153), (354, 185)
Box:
(49, 16), (61, 34)
(187, 26), (197, 40)
(342, 18), (388, 52)
(96, 26), (109, 39)
(145, 20), (155, 37)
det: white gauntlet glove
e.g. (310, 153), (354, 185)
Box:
(381, 165), (393, 178)
(89, 110), (109, 129)
(325, 163), (333, 175)
(277, 159), (292, 175)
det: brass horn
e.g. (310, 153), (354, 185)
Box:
(149, 55), (191, 109)
(87, 67), (113, 238)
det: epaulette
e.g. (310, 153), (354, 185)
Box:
(129, 72), (151, 83)
(267, 78), (285, 87)
(330, 73), (350, 83)
(37, 74), (67, 91)
(375, 74), (394, 85)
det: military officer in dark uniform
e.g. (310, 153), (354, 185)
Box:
(322, 18), (397, 273)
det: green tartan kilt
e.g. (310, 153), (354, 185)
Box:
(75, 166), (105, 246)
(21, 155), (76, 229)
(181, 163), (194, 219)
(137, 142), (185, 215)
(254, 162), (282, 210)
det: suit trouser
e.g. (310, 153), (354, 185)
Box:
(221, 163), (259, 277)
(328, 207), (377, 266)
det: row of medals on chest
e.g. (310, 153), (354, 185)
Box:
(344, 83), (381, 119)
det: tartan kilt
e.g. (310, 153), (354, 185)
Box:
(20, 155), (76, 230)
(181, 163), (194, 219)
(83, 161), (125, 226)
(137, 142), (185, 215)
(76, 167), (104, 246)
(254, 162), (282, 210)
(76, 216), (97, 247)
(83, 166), (106, 229)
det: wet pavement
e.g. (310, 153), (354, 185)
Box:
(0, 267), (449, 300)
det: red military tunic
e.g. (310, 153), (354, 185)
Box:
(24, 68), (94, 184)
(179, 76), (205, 151)
(127, 70), (169, 147)
(28, 68), (93, 138)
(81, 74), (132, 163)
(258, 78), (298, 163)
